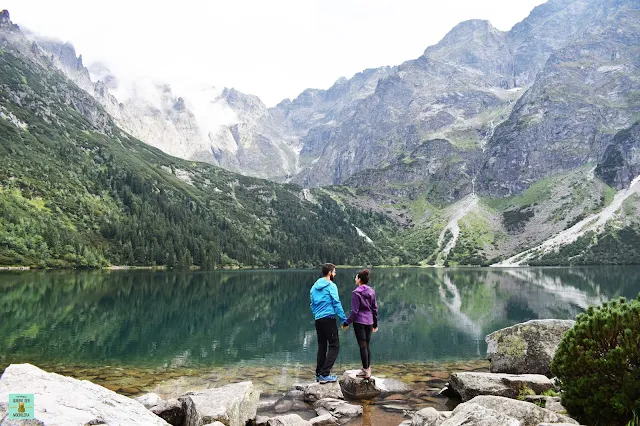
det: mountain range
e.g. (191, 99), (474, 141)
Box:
(1, 0), (639, 268)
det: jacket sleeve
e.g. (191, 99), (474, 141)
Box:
(372, 291), (378, 329)
(345, 292), (360, 325)
(330, 284), (348, 324)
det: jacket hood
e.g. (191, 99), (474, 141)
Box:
(313, 277), (332, 290)
(354, 284), (374, 296)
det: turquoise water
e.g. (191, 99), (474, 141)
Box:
(1, 267), (639, 369)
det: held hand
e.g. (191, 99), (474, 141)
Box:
(341, 324), (349, 330)
(373, 327), (378, 333)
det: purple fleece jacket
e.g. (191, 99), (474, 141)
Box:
(344, 285), (378, 328)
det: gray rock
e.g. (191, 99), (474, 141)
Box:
(266, 414), (312, 426)
(313, 398), (362, 425)
(0, 363), (168, 425)
(303, 383), (344, 403)
(441, 403), (521, 426)
(136, 393), (164, 409)
(380, 404), (413, 415)
(486, 320), (575, 376)
(258, 397), (281, 411)
(523, 395), (565, 414)
(179, 381), (260, 426)
(449, 372), (555, 402)
(309, 414), (339, 425)
(274, 399), (294, 414)
(288, 390), (305, 400)
(399, 421), (413, 426)
(410, 407), (452, 426)
(376, 378), (412, 397)
(467, 395), (578, 426)
(338, 370), (381, 400)
(203, 423), (225, 426)
(538, 424), (585, 426)
(256, 415), (271, 426)
(150, 398), (185, 426)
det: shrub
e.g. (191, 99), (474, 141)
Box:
(551, 295), (640, 426)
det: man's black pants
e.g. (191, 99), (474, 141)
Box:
(315, 316), (339, 377)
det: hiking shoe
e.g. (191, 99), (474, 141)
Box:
(356, 369), (368, 377)
(318, 375), (338, 383)
(315, 375), (323, 383)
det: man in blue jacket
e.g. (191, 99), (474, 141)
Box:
(310, 263), (348, 383)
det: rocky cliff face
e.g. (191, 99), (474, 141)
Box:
(480, 0), (640, 196)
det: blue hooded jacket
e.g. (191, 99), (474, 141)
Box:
(310, 277), (347, 324)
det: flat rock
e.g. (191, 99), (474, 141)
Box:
(0, 363), (168, 426)
(258, 397), (280, 411)
(441, 403), (521, 426)
(150, 398), (185, 426)
(313, 398), (362, 425)
(136, 392), (165, 409)
(410, 407), (452, 426)
(486, 319), (575, 376)
(203, 423), (225, 426)
(338, 370), (381, 400)
(309, 414), (339, 425)
(266, 414), (311, 426)
(179, 381), (260, 426)
(303, 383), (344, 403)
(375, 377), (412, 397)
(467, 395), (578, 426)
(449, 372), (555, 401)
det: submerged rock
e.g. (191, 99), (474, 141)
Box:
(179, 381), (260, 426)
(266, 413), (311, 426)
(0, 363), (168, 425)
(486, 320), (575, 376)
(448, 372), (555, 401)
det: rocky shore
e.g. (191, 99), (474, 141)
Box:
(0, 319), (581, 426)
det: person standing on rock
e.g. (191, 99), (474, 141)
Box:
(310, 263), (348, 383)
(342, 269), (378, 379)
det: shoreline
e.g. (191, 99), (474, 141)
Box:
(0, 263), (633, 272)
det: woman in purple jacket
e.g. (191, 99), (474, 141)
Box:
(342, 269), (378, 379)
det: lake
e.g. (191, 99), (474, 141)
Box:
(2, 266), (639, 372)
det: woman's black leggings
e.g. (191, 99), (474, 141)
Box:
(353, 323), (373, 369)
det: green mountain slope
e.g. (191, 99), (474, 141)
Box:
(0, 50), (401, 269)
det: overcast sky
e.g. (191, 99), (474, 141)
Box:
(4, 0), (546, 106)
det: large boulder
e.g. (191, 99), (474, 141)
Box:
(448, 372), (555, 402)
(0, 363), (168, 426)
(266, 414), (311, 426)
(302, 383), (344, 403)
(486, 320), (575, 376)
(338, 370), (381, 400)
(150, 399), (185, 426)
(179, 381), (260, 426)
(313, 398), (362, 425)
(410, 407), (452, 426)
(440, 403), (521, 426)
(467, 396), (579, 426)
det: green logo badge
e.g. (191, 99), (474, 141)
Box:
(8, 394), (34, 419)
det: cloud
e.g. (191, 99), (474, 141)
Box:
(4, 0), (546, 106)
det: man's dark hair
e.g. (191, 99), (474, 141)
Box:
(322, 263), (336, 277)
